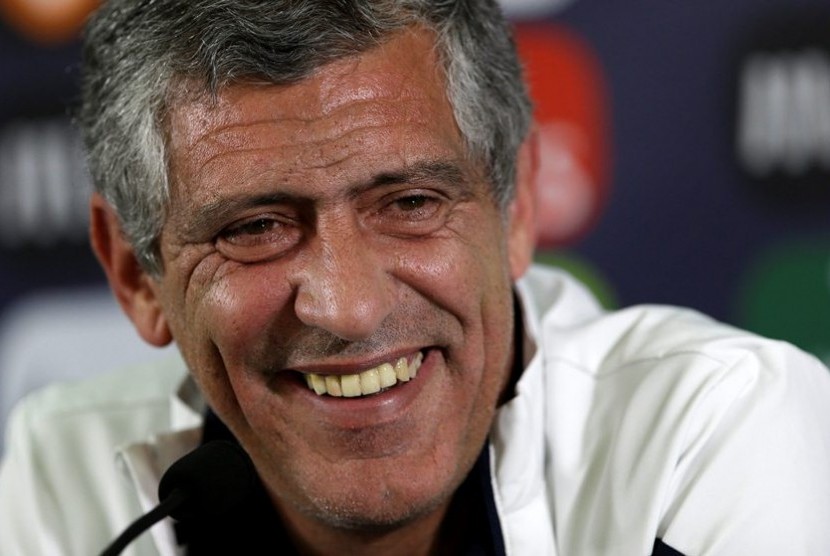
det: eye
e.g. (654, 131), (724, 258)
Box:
(216, 215), (301, 262)
(374, 191), (448, 236)
(224, 218), (277, 240)
(392, 195), (438, 218)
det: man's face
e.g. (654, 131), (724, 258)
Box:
(148, 28), (532, 531)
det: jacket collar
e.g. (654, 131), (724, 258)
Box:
(115, 370), (204, 556)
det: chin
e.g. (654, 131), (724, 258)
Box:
(271, 458), (464, 534)
(301, 483), (452, 532)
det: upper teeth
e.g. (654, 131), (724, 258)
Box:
(304, 353), (423, 397)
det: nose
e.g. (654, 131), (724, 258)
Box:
(291, 221), (395, 342)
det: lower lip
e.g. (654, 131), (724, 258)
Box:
(282, 349), (440, 428)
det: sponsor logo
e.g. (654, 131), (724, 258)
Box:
(733, 11), (830, 201)
(514, 23), (611, 247)
(0, 119), (91, 247)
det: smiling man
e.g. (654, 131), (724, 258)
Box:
(141, 25), (532, 551)
(2, 1), (830, 555)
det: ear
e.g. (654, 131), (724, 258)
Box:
(506, 128), (539, 281)
(89, 192), (173, 347)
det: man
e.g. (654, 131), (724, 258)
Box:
(1, 1), (829, 554)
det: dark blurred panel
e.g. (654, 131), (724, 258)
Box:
(548, 0), (829, 341)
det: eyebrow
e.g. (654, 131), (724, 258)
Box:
(364, 160), (469, 192)
(177, 159), (472, 241)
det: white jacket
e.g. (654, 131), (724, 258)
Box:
(2, 265), (829, 555)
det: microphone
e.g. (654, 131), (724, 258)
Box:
(99, 440), (257, 556)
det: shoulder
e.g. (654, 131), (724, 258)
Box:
(10, 353), (191, 440)
(519, 263), (827, 397)
(539, 299), (830, 463)
(1, 353), (194, 487)
(518, 264), (830, 467)
(532, 295), (830, 553)
(539, 291), (826, 385)
(0, 354), (195, 555)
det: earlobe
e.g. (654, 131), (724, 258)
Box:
(89, 193), (173, 347)
(507, 128), (540, 281)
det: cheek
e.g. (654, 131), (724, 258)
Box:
(174, 264), (298, 434)
(167, 260), (294, 405)
(395, 230), (514, 377)
(199, 266), (294, 362)
(393, 220), (512, 326)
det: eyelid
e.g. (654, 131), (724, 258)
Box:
(215, 211), (302, 262)
(370, 188), (451, 235)
(378, 187), (448, 206)
(218, 207), (299, 235)
(220, 214), (279, 239)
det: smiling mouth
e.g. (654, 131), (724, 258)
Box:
(303, 352), (424, 398)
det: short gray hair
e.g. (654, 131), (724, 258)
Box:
(80, 0), (532, 275)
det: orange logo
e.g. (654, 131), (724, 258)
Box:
(0, 0), (99, 44)
(514, 23), (611, 248)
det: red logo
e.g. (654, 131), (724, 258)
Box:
(514, 23), (611, 247)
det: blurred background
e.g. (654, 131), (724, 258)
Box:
(1, 0), (829, 451)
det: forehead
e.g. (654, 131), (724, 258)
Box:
(164, 28), (467, 203)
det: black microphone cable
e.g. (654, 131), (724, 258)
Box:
(99, 440), (256, 556)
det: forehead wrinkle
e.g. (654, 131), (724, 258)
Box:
(315, 26), (445, 115)
(183, 121), (406, 195)
(175, 117), (304, 177)
(178, 98), (435, 181)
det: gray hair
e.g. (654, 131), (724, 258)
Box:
(80, 0), (532, 275)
